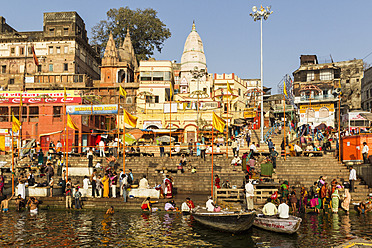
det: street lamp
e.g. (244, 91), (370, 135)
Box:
(250, 5), (273, 143)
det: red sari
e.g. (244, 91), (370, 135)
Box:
(215, 177), (221, 189)
(165, 179), (173, 198)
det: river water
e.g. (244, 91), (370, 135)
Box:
(0, 210), (371, 247)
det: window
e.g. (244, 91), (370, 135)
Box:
(10, 47), (15, 54)
(126, 97), (132, 104)
(49, 46), (53, 54)
(53, 106), (62, 118)
(346, 79), (350, 84)
(0, 107), (8, 122)
(20, 47), (24, 55)
(140, 71), (152, 81)
(203, 87), (207, 93)
(319, 107), (329, 118)
(153, 71), (164, 81)
(155, 96), (159, 103)
(64, 27), (69, 36)
(307, 71), (314, 82)
(56, 47), (61, 54)
(21, 107), (27, 122)
(29, 107), (39, 122)
(28, 47), (32, 54)
(9, 79), (14, 84)
(145, 96), (152, 103)
(11, 107), (19, 120)
(320, 69), (333, 81)
(37, 65), (42, 72)
(49, 28), (55, 36)
(64, 46), (68, 54)
(49, 64), (53, 72)
(323, 90), (328, 96)
(63, 63), (68, 71)
(357, 79), (360, 82)
(1, 65), (5, 73)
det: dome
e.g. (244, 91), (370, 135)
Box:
(180, 22), (207, 72)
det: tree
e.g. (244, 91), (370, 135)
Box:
(91, 7), (171, 61)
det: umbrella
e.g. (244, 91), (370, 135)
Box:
(315, 123), (327, 130)
(124, 133), (136, 145)
(156, 135), (175, 144)
(128, 129), (144, 140)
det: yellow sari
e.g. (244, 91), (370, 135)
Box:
(102, 176), (110, 198)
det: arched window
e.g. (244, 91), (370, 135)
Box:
(319, 107), (329, 118)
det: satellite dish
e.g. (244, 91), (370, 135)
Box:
(252, 6), (257, 12)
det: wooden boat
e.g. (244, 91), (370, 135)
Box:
(190, 208), (256, 233)
(253, 214), (302, 234)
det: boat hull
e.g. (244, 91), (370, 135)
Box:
(191, 211), (256, 233)
(253, 215), (302, 234)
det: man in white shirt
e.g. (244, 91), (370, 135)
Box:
(278, 198), (289, 219)
(362, 142), (369, 164)
(231, 139), (238, 157)
(250, 142), (257, 153)
(349, 166), (357, 192)
(206, 196), (216, 211)
(99, 140), (105, 157)
(245, 180), (255, 210)
(139, 175), (149, 189)
(294, 142), (303, 156)
(83, 176), (90, 190)
(262, 199), (278, 216)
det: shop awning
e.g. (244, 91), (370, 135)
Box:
(39, 130), (63, 137)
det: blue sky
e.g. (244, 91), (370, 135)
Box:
(2, 0), (372, 93)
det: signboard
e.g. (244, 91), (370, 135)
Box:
(66, 104), (118, 115)
(0, 91), (81, 104)
(299, 103), (334, 113)
(348, 112), (368, 121)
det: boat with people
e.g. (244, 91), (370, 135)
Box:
(190, 207), (256, 233)
(253, 214), (302, 234)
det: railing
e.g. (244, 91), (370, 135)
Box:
(299, 95), (335, 101)
(214, 188), (244, 204)
(254, 188), (278, 202)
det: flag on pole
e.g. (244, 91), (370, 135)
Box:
(67, 114), (78, 130)
(170, 83), (173, 101)
(31, 45), (39, 66)
(64, 87), (67, 101)
(12, 113), (21, 133)
(212, 112), (226, 133)
(283, 79), (288, 97)
(119, 85), (127, 98)
(227, 81), (233, 95)
(124, 109), (138, 128)
(20, 93), (23, 106)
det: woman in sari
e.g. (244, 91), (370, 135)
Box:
(215, 175), (221, 189)
(37, 149), (44, 166)
(331, 186), (340, 213)
(300, 187), (308, 212)
(165, 181), (173, 199)
(341, 188), (351, 214)
(102, 173), (110, 198)
(280, 181), (289, 199)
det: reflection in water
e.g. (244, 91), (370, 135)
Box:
(0, 210), (370, 247)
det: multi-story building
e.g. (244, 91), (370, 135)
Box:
(361, 66), (372, 111)
(0, 12), (100, 90)
(293, 55), (363, 127)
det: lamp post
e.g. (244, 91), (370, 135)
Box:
(250, 5), (273, 143)
(190, 66), (207, 137)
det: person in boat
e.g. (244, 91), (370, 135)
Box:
(141, 197), (152, 211)
(245, 179), (254, 211)
(106, 206), (114, 215)
(181, 197), (195, 214)
(262, 198), (278, 217)
(206, 196), (221, 212)
(215, 175), (221, 189)
(164, 201), (177, 211)
(277, 198), (289, 219)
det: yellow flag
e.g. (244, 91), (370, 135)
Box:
(227, 81), (233, 95)
(283, 80), (288, 97)
(67, 114), (78, 130)
(12, 113), (21, 133)
(64, 87), (67, 101)
(213, 112), (226, 133)
(170, 83), (173, 100)
(124, 109), (138, 128)
(119, 85), (127, 97)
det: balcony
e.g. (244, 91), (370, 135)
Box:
(25, 74), (92, 89)
(295, 94), (336, 103)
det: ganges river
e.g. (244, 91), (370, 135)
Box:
(0, 210), (371, 247)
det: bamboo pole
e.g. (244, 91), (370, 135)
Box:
(11, 131), (14, 195)
(117, 97), (120, 159)
(169, 100), (172, 158)
(211, 129), (214, 197)
(123, 124), (126, 173)
(283, 95), (286, 161)
(225, 95), (229, 158)
(18, 93), (22, 159)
